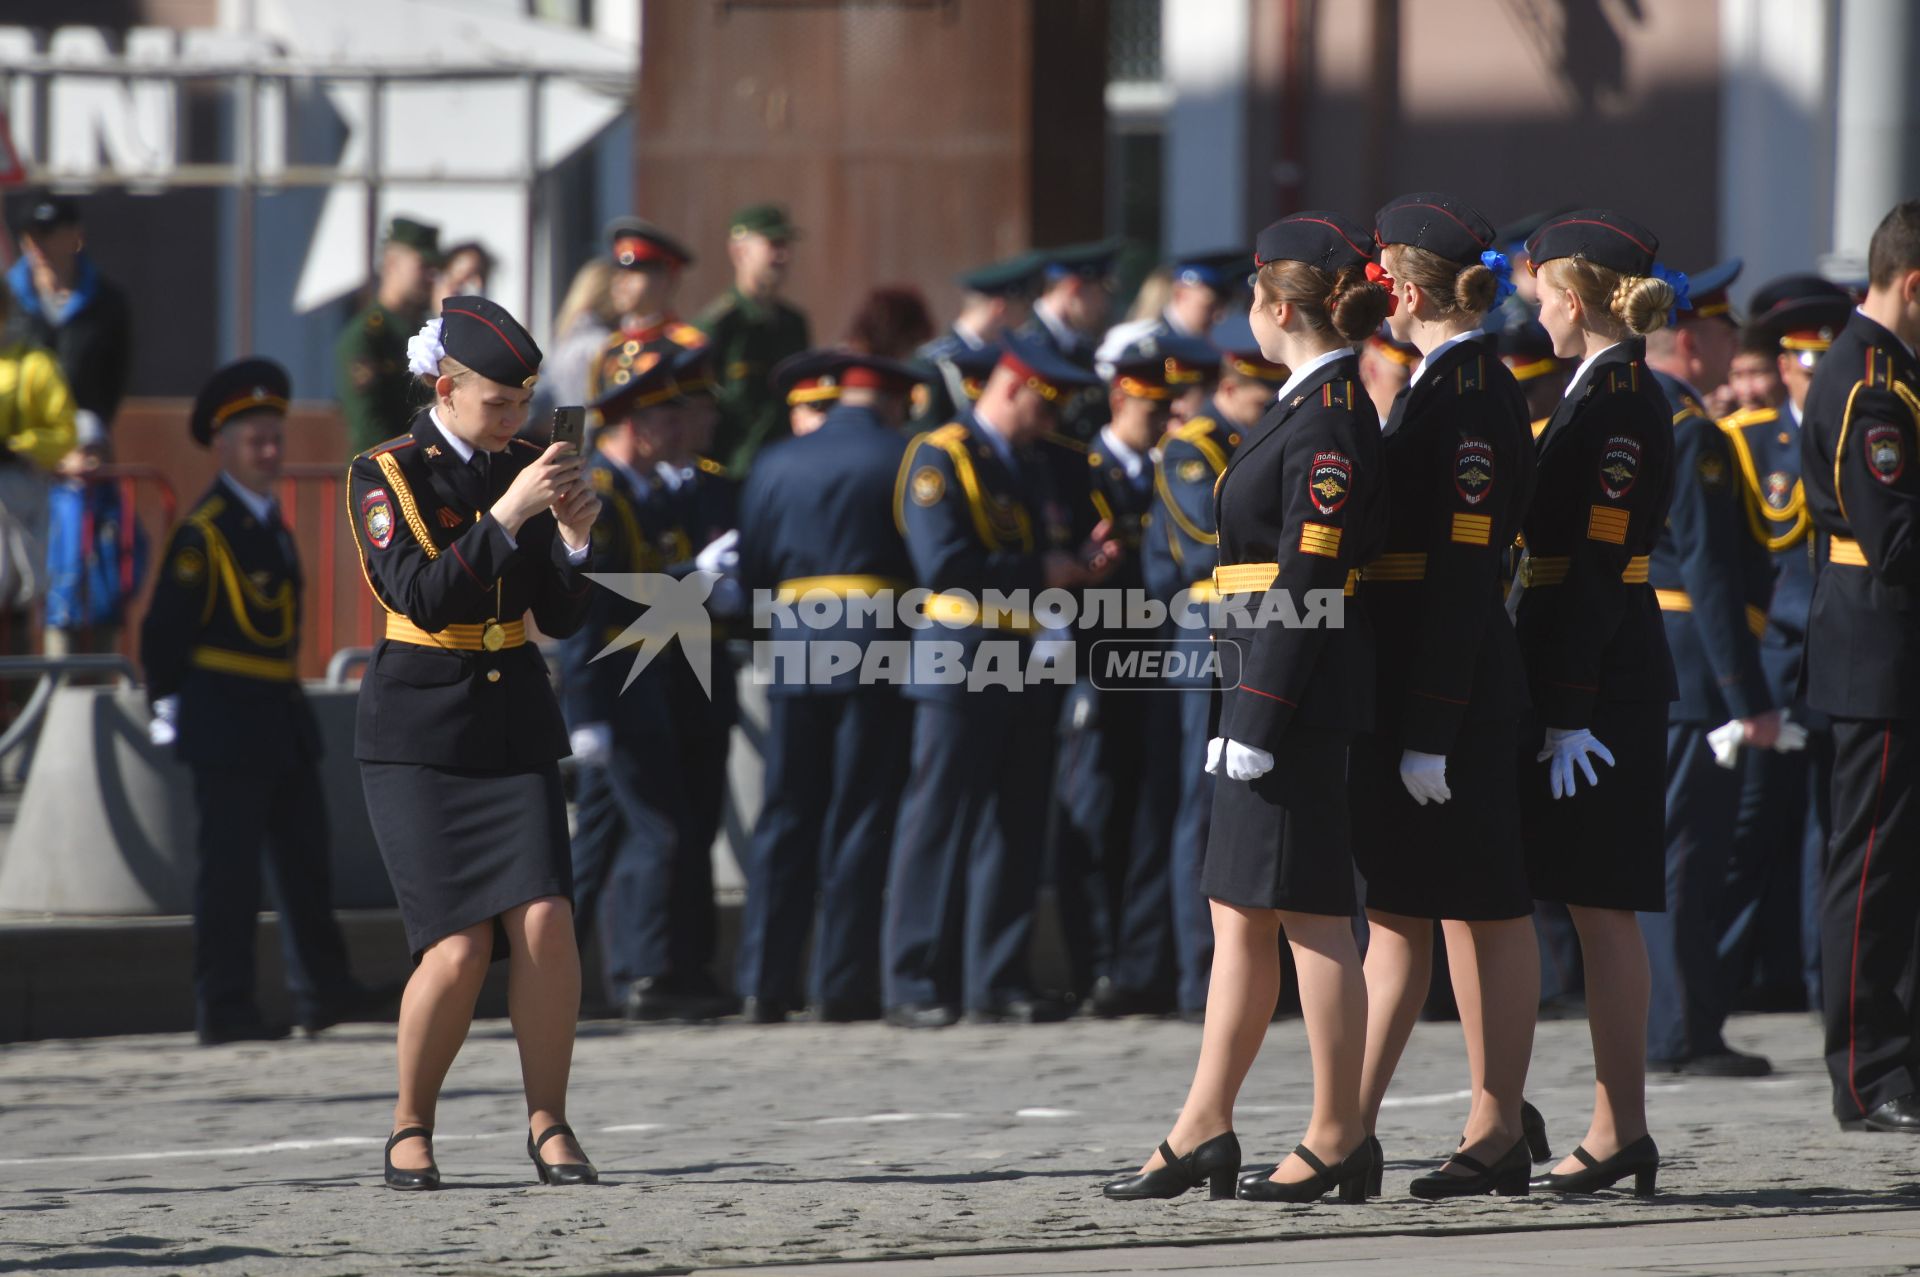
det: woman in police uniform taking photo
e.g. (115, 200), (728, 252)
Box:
(1105, 212), (1390, 1205)
(347, 296), (603, 1190)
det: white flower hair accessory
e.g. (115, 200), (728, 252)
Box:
(406, 317), (446, 378)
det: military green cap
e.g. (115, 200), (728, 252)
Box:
(386, 216), (443, 264)
(729, 202), (798, 242)
(956, 251), (1044, 298)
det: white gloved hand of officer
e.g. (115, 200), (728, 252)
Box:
(1205, 736), (1225, 776)
(569, 722), (613, 766)
(148, 695), (178, 748)
(1399, 749), (1452, 806)
(1773, 717), (1809, 753)
(1537, 726), (1615, 799)
(1222, 739), (1275, 782)
(694, 528), (740, 576)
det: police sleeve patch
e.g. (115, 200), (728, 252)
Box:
(1865, 423), (1906, 485)
(1598, 434), (1642, 500)
(1177, 458), (1207, 484)
(361, 487), (396, 549)
(172, 546), (206, 585)
(910, 466), (946, 507)
(1308, 451), (1352, 515)
(1453, 438), (1495, 505)
(1697, 451), (1727, 489)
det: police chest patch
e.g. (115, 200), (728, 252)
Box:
(1178, 458), (1207, 484)
(1599, 434), (1642, 500)
(1865, 424), (1906, 485)
(361, 488), (395, 549)
(1697, 452), (1727, 489)
(910, 466), (946, 507)
(172, 546), (205, 585)
(1766, 471), (1792, 509)
(1454, 439), (1495, 505)
(1309, 451), (1352, 515)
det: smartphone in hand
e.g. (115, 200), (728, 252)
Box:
(549, 405), (586, 453)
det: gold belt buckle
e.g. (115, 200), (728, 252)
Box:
(481, 620), (507, 652)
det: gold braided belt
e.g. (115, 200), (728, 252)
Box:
(385, 615), (529, 652)
(1518, 555), (1651, 587)
(1211, 563), (1359, 597)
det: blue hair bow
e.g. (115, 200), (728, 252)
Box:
(1650, 261), (1691, 326)
(1480, 250), (1516, 308)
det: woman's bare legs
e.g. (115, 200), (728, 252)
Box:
(1549, 904), (1649, 1174)
(1442, 916), (1540, 1168)
(1358, 911), (1433, 1136)
(500, 896), (586, 1165)
(389, 921), (494, 1170)
(1265, 910), (1369, 1183)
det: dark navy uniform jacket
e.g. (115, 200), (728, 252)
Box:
(912, 327), (991, 430)
(555, 452), (680, 735)
(1647, 369), (1773, 724)
(895, 411), (1072, 703)
(347, 409), (592, 770)
(738, 402), (914, 696)
(1076, 425), (1157, 652)
(1018, 309), (1109, 441)
(1362, 335), (1536, 754)
(1800, 310), (1920, 720)
(1514, 340), (1677, 727)
(1143, 407), (1241, 689)
(140, 477), (318, 772)
(1211, 351), (1388, 749)
(1721, 401), (1814, 645)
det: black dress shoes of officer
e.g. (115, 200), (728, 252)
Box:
(1410, 1137), (1532, 1198)
(812, 998), (882, 1023)
(1841, 1094), (1920, 1133)
(1102, 1133), (1241, 1200)
(624, 974), (739, 1023)
(886, 1003), (959, 1029)
(1237, 1141), (1377, 1203)
(741, 996), (793, 1025)
(964, 993), (1072, 1025)
(383, 1126), (440, 1191)
(1529, 1134), (1660, 1196)
(1679, 1046), (1773, 1077)
(197, 1018), (291, 1046)
(528, 1123), (599, 1185)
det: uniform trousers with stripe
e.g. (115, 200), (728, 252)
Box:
(1821, 718), (1920, 1121)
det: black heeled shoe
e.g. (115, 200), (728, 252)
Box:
(1237, 1142), (1375, 1203)
(1410, 1136), (1531, 1199)
(1456, 1101), (1550, 1162)
(528, 1123), (599, 1185)
(1242, 1134), (1386, 1196)
(1102, 1132), (1241, 1200)
(383, 1126), (440, 1191)
(1529, 1135), (1659, 1196)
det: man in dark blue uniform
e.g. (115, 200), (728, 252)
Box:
(913, 253), (1041, 429)
(775, 348), (842, 438)
(141, 360), (377, 1044)
(586, 217), (707, 405)
(1641, 260), (1791, 1076)
(1717, 275), (1854, 1014)
(1141, 347), (1286, 1019)
(883, 335), (1119, 1026)
(1094, 248), (1245, 378)
(732, 352), (927, 1023)
(1019, 240), (1124, 441)
(559, 356), (715, 1019)
(1800, 201), (1920, 1134)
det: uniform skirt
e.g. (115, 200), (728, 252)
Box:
(361, 761), (573, 963)
(1202, 728), (1355, 917)
(1520, 698), (1668, 912)
(1349, 718), (1531, 921)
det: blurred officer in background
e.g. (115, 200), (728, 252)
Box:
(336, 217), (440, 457)
(914, 253), (1040, 428)
(1095, 249), (1244, 378)
(697, 204), (811, 476)
(1020, 240), (1124, 441)
(586, 218), (705, 405)
(774, 348), (843, 438)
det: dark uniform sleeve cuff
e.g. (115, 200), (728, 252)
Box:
(1537, 681), (1597, 731)
(1400, 692), (1467, 756)
(1221, 683), (1295, 752)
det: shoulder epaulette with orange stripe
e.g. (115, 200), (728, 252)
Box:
(1453, 355), (1485, 394)
(360, 435), (416, 461)
(1605, 363), (1642, 394)
(1863, 345), (1896, 388)
(1320, 378), (1352, 408)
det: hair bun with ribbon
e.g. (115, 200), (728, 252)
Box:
(1480, 250), (1516, 308)
(1650, 262), (1692, 326)
(406, 317), (446, 378)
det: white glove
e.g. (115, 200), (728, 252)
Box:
(1399, 749), (1451, 806)
(569, 723), (612, 765)
(694, 528), (740, 575)
(1774, 718), (1809, 753)
(1205, 736), (1225, 775)
(1707, 720), (1745, 769)
(1537, 726), (1615, 799)
(148, 695), (178, 747)
(1223, 739), (1275, 782)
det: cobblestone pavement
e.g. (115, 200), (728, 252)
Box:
(2, 1012), (1916, 1274)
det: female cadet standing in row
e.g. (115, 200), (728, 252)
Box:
(1515, 213), (1679, 1196)
(347, 297), (604, 1190)
(1349, 194), (1544, 1198)
(1104, 213), (1390, 1205)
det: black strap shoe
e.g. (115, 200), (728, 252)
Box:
(529, 1123), (599, 1185)
(1237, 1141), (1374, 1203)
(1102, 1133), (1241, 1200)
(1529, 1134), (1659, 1196)
(1410, 1137), (1531, 1198)
(384, 1126), (440, 1191)
(1456, 1101), (1551, 1162)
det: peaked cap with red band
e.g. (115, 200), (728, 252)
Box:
(191, 357), (291, 447)
(1374, 191), (1497, 266)
(440, 295), (544, 389)
(1525, 208), (1660, 276)
(606, 216), (694, 270)
(1253, 210), (1376, 276)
